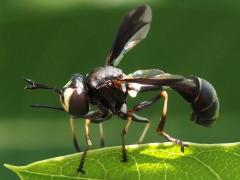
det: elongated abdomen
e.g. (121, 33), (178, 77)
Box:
(190, 78), (219, 126)
(173, 76), (219, 127)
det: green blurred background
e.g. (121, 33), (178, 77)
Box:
(1, 0), (240, 179)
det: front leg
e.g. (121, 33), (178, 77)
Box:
(82, 110), (112, 148)
(75, 111), (111, 174)
(69, 117), (81, 152)
(70, 110), (111, 154)
(77, 119), (92, 174)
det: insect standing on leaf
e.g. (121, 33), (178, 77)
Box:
(24, 5), (219, 173)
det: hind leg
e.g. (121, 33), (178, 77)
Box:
(156, 91), (188, 152)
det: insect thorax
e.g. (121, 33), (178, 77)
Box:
(85, 66), (127, 112)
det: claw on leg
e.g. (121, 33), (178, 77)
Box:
(121, 147), (129, 162)
(158, 131), (189, 153)
(77, 166), (85, 174)
(156, 91), (189, 153)
(174, 139), (189, 153)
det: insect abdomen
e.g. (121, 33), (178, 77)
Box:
(172, 76), (219, 127)
(190, 78), (219, 127)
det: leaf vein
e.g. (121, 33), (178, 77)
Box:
(88, 158), (107, 179)
(128, 154), (141, 180)
(188, 156), (222, 180)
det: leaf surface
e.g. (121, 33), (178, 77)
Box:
(4, 142), (240, 180)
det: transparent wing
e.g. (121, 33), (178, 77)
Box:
(127, 69), (166, 97)
(125, 73), (189, 86)
(125, 70), (190, 97)
(106, 5), (152, 66)
(128, 69), (165, 78)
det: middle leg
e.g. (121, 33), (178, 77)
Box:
(118, 94), (161, 162)
(127, 94), (162, 143)
(121, 116), (132, 162)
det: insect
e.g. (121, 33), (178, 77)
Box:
(24, 5), (219, 173)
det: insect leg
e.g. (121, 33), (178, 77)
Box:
(76, 112), (111, 173)
(99, 123), (105, 147)
(128, 94), (162, 143)
(69, 117), (81, 152)
(84, 110), (112, 148)
(131, 114), (151, 144)
(70, 111), (105, 153)
(121, 116), (132, 162)
(156, 91), (189, 152)
(93, 102), (112, 147)
(119, 113), (150, 161)
(77, 119), (92, 174)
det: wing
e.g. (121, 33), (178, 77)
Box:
(128, 69), (165, 78)
(122, 73), (195, 88)
(106, 5), (152, 66)
(126, 69), (176, 97)
(123, 72), (198, 100)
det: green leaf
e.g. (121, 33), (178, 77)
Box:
(4, 142), (240, 180)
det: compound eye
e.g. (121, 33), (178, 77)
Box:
(61, 74), (88, 116)
(69, 87), (89, 116)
